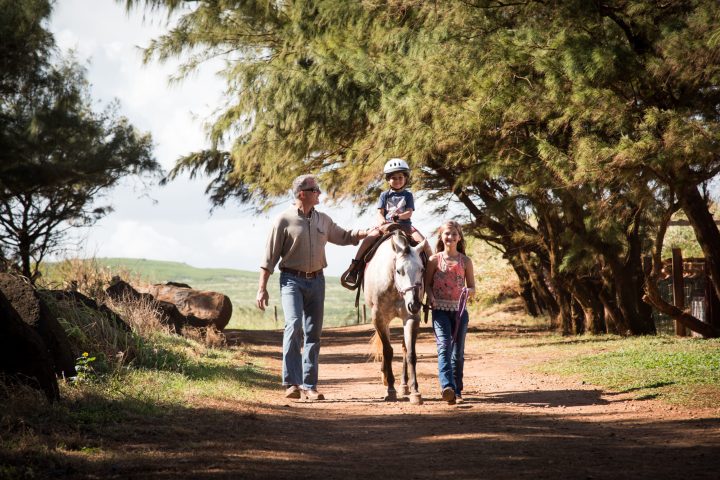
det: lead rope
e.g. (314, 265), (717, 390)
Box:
(452, 287), (469, 345)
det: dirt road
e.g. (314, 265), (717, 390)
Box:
(85, 317), (720, 479)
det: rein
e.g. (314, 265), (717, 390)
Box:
(452, 287), (470, 344)
(429, 287), (469, 345)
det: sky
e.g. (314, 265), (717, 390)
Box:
(48, 0), (441, 276)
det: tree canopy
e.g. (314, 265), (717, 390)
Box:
(130, 0), (720, 336)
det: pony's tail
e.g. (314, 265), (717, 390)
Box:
(368, 331), (383, 363)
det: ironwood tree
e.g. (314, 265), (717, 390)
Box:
(0, 0), (53, 96)
(127, 0), (720, 336)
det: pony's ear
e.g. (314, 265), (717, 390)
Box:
(413, 239), (427, 255)
(391, 234), (407, 253)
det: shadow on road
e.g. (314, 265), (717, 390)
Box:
(12, 397), (718, 480)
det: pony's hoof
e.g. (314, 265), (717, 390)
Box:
(401, 385), (410, 396)
(409, 393), (423, 405)
(384, 392), (398, 402)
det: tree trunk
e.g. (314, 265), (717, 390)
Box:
(611, 265), (655, 334)
(643, 271), (719, 338)
(19, 234), (32, 281)
(598, 286), (624, 334)
(532, 286), (547, 314)
(625, 226), (656, 334)
(571, 298), (585, 334)
(509, 256), (539, 316)
(556, 286), (573, 335)
(678, 183), (720, 303)
(570, 279), (606, 334)
(521, 251), (559, 318)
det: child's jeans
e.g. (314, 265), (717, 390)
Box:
(432, 308), (469, 395)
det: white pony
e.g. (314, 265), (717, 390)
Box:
(366, 231), (427, 404)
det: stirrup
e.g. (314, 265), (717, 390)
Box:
(340, 261), (362, 290)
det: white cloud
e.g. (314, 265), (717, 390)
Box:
(92, 220), (192, 261)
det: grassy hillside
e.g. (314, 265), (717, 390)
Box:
(51, 258), (363, 330)
(46, 236), (521, 331)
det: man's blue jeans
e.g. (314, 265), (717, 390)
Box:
(280, 272), (325, 390)
(432, 309), (469, 395)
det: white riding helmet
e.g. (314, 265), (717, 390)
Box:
(383, 158), (410, 176)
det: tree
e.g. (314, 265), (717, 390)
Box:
(0, 0), (53, 96)
(0, 56), (158, 281)
(129, 0), (720, 336)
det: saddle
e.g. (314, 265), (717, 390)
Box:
(340, 224), (423, 293)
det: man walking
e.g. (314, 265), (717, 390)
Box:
(256, 174), (367, 400)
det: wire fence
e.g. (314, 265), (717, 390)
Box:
(654, 277), (708, 334)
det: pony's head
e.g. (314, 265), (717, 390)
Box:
(391, 233), (426, 314)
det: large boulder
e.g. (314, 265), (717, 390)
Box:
(0, 288), (59, 401)
(105, 280), (186, 334)
(139, 282), (233, 331)
(0, 273), (76, 379)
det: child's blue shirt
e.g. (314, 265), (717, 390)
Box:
(377, 189), (415, 225)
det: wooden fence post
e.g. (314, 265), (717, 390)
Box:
(672, 248), (687, 337)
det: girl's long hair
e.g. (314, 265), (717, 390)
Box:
(434, 221), (466, 254)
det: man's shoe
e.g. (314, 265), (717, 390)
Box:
(456, 394), (464, 404)
(441, 387), (456, 405)
(285, 385), (301, 399)
(300, 388), (325, 401)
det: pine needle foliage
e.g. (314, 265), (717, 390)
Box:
(128, 0), (720, 334)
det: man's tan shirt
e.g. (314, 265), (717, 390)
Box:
(261, 206), (362, 274)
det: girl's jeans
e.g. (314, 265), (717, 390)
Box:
(432, 308), (469, 395)
(280, 272), (325, 390)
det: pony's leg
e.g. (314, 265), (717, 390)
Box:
(400, 337), (410, 396)
(403, 316), (423, 405)
(377, 325), (397, 401)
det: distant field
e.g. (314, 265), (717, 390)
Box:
(76, 258), (364, 330)
(48, 239), (516, 331)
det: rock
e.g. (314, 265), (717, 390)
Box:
(0, 273), (76, 379)
(105, 280), (185, 334)
(0, 288), (59, 401)
(140, 283), (232, 331)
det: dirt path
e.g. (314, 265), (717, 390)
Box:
(85, 318), (719, 480)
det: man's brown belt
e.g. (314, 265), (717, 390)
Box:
(280, 267), (324, 279)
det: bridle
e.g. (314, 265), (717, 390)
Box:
(396, 283), (421, 296)
(394, 257), (424, 315)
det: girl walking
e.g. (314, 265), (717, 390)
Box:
(424, 221), (475, 405)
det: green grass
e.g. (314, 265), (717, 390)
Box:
(533, 334), (720, 407)
(0, 326), (274, 479)
(49, 257), (363, 330)
(465, 301), (720, 409)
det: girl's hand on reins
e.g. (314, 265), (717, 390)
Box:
(425, 293), (435, 309)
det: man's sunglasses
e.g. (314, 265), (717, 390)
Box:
(302, 187), (321, 193)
